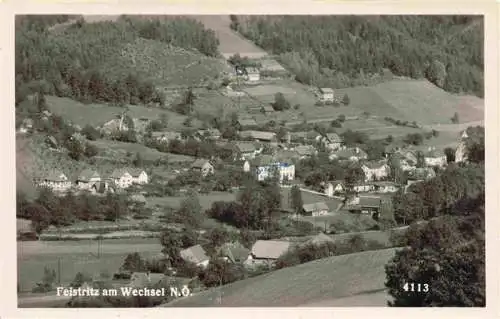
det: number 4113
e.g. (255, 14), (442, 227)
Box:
(403, 283), (429, 292)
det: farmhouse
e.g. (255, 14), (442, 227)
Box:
(191, 159), (214, 177)
(361, 162), (390, 182)
(180, 244), (210, 268)
(261, 105), (275, 114)
(240, 130), (277, 144)
(319, 88), (334, 102)
(324, 180), (345, 197)
(151, 131), (182, 144)
(33, 169), (71, 192)
(246, 240), (291, 267)
(76, 169), (101, 191)
(234, 142), (258, 160)
(109, 168), (133, 189)
(245, 67), (261, 82)
(237, 118), (258, 129)
(330, 147), (367, 162)
(294, 145), (317, 159)
(301, 202), (329, 217)
(423, 148), (447, 168)
(324, 133), (343, 150)
(345, 195), (382, 218)
(217, 242), (250, 264)
(129, 168), (148, 185)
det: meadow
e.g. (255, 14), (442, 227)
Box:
(162, 248), (399, 307)
(46, 96), (192, 129)
(147, 191), (237, 211)
(17, 239), (161, 293)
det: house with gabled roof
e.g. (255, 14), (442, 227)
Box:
(245, 67), (261, 82)
(301, 202), (329, 217)
(361, 161), (390, 182)
(196, 128), (221, 141)
(151, 131), (182, 144)
(246, 240), (291, 267)
(345, 195), (383, 218)
(180, 244), (210, 268)
(319, 88), (334, 102)
(294, 145), (317, 159)
(129, 168), (148, 185)
(237, 118), (258, 129)
(108, 168), (133, 189)
(234, 142), (259, 160)
(316, 133), (343, 151)
(76, 169), (101, 191)
(240, 130), (277, 144)
(34, 169), (72, 192)
(217, 242), (250, 264)
(324, 180), (345, 197)
(191, 159), (214, 177)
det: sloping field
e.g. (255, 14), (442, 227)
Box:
(102, 38), (231, 87)
(148, 192), (237, 210)
(162, 248), (399, 307)
(366, 79), (484, 124)
(18, 239), (161, 292)
(192, 15), (269, 59)
(46, 96), (190, 129)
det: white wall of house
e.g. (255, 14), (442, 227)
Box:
(425, 156), (447, 167)
(362, 166), (390, 182)
(248, 73), (260, 82)
(132, 172), (148, 185)
(114, 173), (133, 189)
(243, 161), (251, 173)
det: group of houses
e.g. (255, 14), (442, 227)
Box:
(33, 167), (149, 193)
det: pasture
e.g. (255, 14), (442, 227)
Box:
(46, 96), (191, 129)
(280, 188), (343, 212)
(162, 248), (399, 307)
(147, 191), (237, 210)
(17, 238), (161, 293)
(89, 140), (195, 163)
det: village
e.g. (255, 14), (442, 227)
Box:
(15, 14), (485, 308)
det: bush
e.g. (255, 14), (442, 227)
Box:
(342, 94), (350, 105)
(330, 120), (342, 128)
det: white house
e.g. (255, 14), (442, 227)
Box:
(361, 162), (390, 182)
(294, 145), (317, 159)
(129, 168), (148, 185)
(180, 244), (210, 269)
(151, 131), (182, 144)
(34, 170), (72, 192)
(301, 202), (329, 217)
(372, 181), (400, 193)
(109, 168), (133, 189)
(330, 147), (368, 162)
(245, 67), (260, 82)
(76, 169), (101, 191)
(319, 88), (334, 102)
(324, 181), (345, 197)
(191, 159), (215, 177)
(423, 148), (447, 168)
(255, 156), (295, 183)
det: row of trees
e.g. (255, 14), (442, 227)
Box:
(17, 188), (132, 233)
(233, 15), (483, 96)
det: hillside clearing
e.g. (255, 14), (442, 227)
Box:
(148, 192), (237, 210)
(162, 248), (399, 307)
(46, 96), (193, 129)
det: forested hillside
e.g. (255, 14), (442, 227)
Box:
(15, 15), (222, 107)
(232, 15), (483, 97)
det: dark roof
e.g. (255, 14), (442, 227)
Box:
(40, 169), (68, 182)
(295, 145), (315, 156)
(129, 272), (166, 288)
(326, 133), (342, 143)
(235, 142), (256, 153)
(240, 130), (276, 141)
(333, 148), (367, 159)
(359, 196), (382, 208)
(424, 149), (446, 158)
(219, 242), (250, 263)
(237, 118), (258, 127)
(362, 161), (388, 170)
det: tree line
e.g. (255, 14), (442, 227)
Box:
(232, 15), (483, 97)
(15, 15), (220, 107)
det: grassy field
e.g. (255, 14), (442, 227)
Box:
(102, 37), (231, 88)
(162, 248), (399, 307)
(46, 96), (193, 129)
(89, 140), (195, 163)
(17, 239), (161, 293)
(148, 192), (237, 210)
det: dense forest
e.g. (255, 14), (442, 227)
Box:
(15, 15), (220, 107)
(232, 15), (483, 97)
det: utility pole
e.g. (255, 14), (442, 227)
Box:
(57, 257), (61, 284)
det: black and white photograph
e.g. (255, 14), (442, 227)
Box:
(12, 11), (489, 310)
